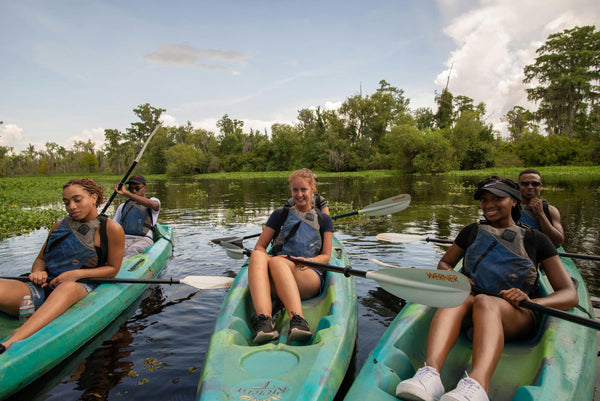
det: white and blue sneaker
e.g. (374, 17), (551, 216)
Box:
(440, 376), (489, 401)
(396, 365), (445, 401)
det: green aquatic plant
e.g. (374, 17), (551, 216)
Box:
(192, 188), (208, 199)
(224, 207), (248, 223)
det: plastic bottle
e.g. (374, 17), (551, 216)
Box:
(19, 295), (35, 322)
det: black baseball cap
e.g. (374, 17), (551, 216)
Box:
(126, 175), (146, 185)
(474, 182), (521, 201)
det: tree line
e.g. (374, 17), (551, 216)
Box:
(1, 25), (598, 177)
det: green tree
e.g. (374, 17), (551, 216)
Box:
(165, 143), (205, 176)
(502, 106), (537, 141)
(217, 114), (247, 171)
(446, 108), (494, 170)
(103, 128), (132, 175)
(524, 25), (600, 138)
(414, 107), (436, 131)
(339, 80), (410, 146)
(145, 130), (175, 174)
(267, 123), (303, 170)
(124, 103), (166, 152)
(435, 88), (454, 129)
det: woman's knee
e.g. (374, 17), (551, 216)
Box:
(52, 281), (88, 300)
(472, 294), (503, 317)
(249, 254), (269, 273)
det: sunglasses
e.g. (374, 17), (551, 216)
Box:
(519, 181), (541, 187)
(128, 185), (144, 192)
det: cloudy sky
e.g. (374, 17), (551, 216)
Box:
(1, 0), (598, 151)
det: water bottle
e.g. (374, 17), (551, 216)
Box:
(19, 295), (35, 322)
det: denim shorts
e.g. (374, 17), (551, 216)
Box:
(309, 267), (326, 294)
(26, 281), (98, 310)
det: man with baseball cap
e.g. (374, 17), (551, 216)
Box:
(113, 175), (161, 259)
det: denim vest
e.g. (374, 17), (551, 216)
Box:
(518, 207), (541, 230)
(272, 208), (322, 258)
(120, 200), (153, 236)
(464, 224), (538, 295)
(44, 216), (101, 276)
(518, 201), (552, 231)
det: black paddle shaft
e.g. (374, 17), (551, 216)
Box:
(473, 286), (600, 330)
(0, 276), (182, 285)
(285, 256), (366, 278)
(100, 161), (139, 215)
(425, 237), (600, 262)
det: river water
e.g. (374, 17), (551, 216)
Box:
(1, 173), (599, 400)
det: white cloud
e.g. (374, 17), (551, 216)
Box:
(145, 43), (248, 74)
(0, 124), (24, 147)
(435, 0), (600, 135)
(160, 113), (178, 127)
(67, 127), (105, 150)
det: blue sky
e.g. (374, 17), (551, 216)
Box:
(1, 0), (598, 151)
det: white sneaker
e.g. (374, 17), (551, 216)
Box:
(440, 377), (489, 401)
(396, 365), (445, 401)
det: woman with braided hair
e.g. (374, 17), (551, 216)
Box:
(0, 178), (125, 354)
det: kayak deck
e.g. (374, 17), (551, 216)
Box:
(197, 236), (358, 401)
(344, 248), (596, 401)
(0, 224), (173, 398)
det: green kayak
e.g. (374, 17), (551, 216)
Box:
(197, 235), (358, 401)
(0, 224), (173, 398)
(344, 248), (596, 401)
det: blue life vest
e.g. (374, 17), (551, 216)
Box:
(272, 208), (322, 258)
(44, 216), (107, 276)
(464, 224), (538, 295)
(120, 200), (153, 236)
(518, 200), (552, 231)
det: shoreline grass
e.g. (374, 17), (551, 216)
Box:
(1, 166), (598, 239)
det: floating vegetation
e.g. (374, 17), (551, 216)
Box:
(228, 182), (240, 190)
(0, 174), (118, 240)
(144, 357), (164, 372)
(224, 207), (248, 223)
(192, 188), (208, 199)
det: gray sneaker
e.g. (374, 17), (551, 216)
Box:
(253, 314), (279, 344)
(396, 365), (445, 401)
(288, 314), (312, 342)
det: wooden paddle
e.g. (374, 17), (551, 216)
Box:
(219, 242), (470, 308)
(0, 275), (234, 290)
(211, 194), (411, 245)
(376, 233), (600, 262)
(100, 123), (162, 215)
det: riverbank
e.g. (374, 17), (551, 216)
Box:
(2, 166), (598, 239)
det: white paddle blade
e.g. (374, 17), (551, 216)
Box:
(211, 236), (241, 245)
(180, 276), (234, 290)
(368, 258), (407, 269)
(221, 241), (245, 259)
(366, 268), (470, 308)
(360, 194), (411, 217)
(376, 233), (426, 243)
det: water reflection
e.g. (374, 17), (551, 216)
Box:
(1, 173), (599, 400)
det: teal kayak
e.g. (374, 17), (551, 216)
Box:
(344, 248), (596, 401)
(197, 235), (358, 401)
(0, 224), (173, 398)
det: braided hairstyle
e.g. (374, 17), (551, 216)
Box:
(476, 176), (521, 222)
(63, 178), (106, 207)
